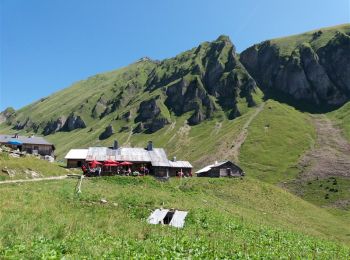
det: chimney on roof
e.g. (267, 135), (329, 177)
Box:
(147, 141), (153, 151)
(214, 161), (218, 165)
(173, 156), (176, 162)
(113, 140), (119, 150)
(14, 133), (18, 138)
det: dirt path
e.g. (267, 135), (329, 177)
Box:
(0, 175), (68, 185)
(299, 115), (350, 180)
(230, 103), (265, 162)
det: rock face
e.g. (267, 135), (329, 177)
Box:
(148, 35), (257, 124)
(12, 118), (40, 132)
(99, 125), (115, 140)
(42, 114), (86, 134)
(2, 25), (349, 137)
(91, 97), (107, 119)
(0, 107), (15, 124)
(62, 114), (86, 131)
(240, 30), (350, 110)
(43, 117), (66, 135)
(135, 97), (170, 133)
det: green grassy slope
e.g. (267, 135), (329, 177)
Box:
(1, 98), (315, 183)
(0, 177), (349, 258)
(239, 100), (316, 183)
(9, 61), (156, 125)
(286, 177), (350, 213)
(0, 152), (70, 181)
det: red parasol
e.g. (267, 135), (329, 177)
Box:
(104, 163), (119, 167)
(89, 160), (102, 168)
(104, 159), (117, 164)
(119, 161), (133, 166)
(103, 160), (119, 166)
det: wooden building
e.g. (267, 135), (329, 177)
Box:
(0, 134), (55, 156)
(64, 149), (88, 168)
(196, 161), (244, 178)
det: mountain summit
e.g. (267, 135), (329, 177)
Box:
(0, 24), (349, 159)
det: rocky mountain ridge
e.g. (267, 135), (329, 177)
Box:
(1, 24), (349, 137)
(240, 25), (350, 110)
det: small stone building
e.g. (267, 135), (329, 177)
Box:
(64, 149), (88, 168)
(196, 161), (244, 177)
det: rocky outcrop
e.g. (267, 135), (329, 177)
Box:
(121, 111), (132, 122)
(0, 107), (15, 124)
(136, 98), (161, 121)
(99, 125), (114, 140)
(13, 118), (30, 130)
(2, 25), (349, 137)
(318, 32), (350, 97)
(135, 97), (170, 133)
(144, 117), (169, 133)
(240, 30), (350, 110)
(147, 35), (257, 124)
(43, 117), (66, 135)
(119, 126), (130, 132)
(42, 114), (86, 134)
(12, 118), (39, 132)
(62, 114), (86, 131)
(165, 77), (215, 124)
(133, 122), (144, 133)
(91, 97), (107, 119)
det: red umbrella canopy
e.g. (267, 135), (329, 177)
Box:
(104, 163), (119, 167)
(89, 160), (102, 168)
(104, 160), (119, 166)
(119, 161), (133, 166)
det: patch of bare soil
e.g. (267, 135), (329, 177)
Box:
(299, 115), (350, 180)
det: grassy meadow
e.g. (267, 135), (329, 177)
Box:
(0, 152), (70, 181)
(1, 176), (350, 258)
(239, 100), (316, 183)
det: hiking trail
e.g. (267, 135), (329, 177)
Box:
(230, 103), (265, 162)
(0, 175), (69, 185)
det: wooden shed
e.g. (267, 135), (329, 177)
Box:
(196, 161), (244, 178)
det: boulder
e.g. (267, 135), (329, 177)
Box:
(99, 125), (114, 140)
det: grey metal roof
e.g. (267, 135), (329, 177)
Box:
(169, 160), (193, 168)
(0, 134), (53, 146)
(86, 146), (171, 167)
(85, 146), (192, 168)
(85, 147), (117, 161)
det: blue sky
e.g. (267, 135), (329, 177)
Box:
(1, 0), (349, 110)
